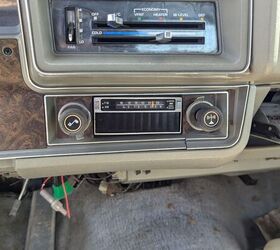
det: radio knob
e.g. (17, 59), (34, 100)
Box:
(186, 100), (223, 132)
(58, 103), (91, 140)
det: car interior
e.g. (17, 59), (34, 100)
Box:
(0, 0), (280, 249)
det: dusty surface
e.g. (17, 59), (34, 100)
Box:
(56, 171), (280, 250)
(2, 171), (280, 250)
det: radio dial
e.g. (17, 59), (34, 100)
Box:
(58, 103), (91, 140)
(186, 100), (223, 132)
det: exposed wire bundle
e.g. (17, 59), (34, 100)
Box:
(40, 176), (72, 219)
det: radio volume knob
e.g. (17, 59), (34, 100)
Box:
(58, 103), (91, 140)
(186, 100), (223, 132)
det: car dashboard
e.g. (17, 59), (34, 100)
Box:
(0, 0), (279, 182)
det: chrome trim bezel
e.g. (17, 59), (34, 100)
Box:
(45, 91), (229, 146)
(0, 146), (188, 160)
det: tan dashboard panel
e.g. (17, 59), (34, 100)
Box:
(0, 39), (46, 150)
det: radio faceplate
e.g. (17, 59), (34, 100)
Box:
(93, 97), (182, 135)
(52, 0), (218, 54)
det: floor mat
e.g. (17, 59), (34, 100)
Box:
(2, 171), (280, 250)
(56, 172), (280, 250)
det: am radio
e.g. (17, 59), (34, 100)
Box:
(93, 97), (183, 135)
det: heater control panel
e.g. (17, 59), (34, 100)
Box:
(51, 0), (219, 54)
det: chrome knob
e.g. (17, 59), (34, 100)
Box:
(186, 100), (223, 132)
(58, 102), (91, 140)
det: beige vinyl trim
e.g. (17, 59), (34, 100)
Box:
(116, 146), (280, 183)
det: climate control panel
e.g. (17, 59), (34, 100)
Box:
(51, 0), (219, 54)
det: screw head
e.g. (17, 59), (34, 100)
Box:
(2, 47), (13, 56)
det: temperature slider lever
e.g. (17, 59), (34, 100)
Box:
(156, 31), (172, 43)
(107, 13), (124, 28)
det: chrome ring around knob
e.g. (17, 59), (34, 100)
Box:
(58, 102), (91, 140)
(186, 100), (223, 132)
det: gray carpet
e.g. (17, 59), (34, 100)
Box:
(0, 193), (31, 250)
(1, 172), (280, 250)
(56, 172), (280, 250)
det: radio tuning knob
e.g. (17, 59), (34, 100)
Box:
(58, 103), (91, 140)
(186, 100), (224, 132)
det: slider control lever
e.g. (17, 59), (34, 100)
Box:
(107, 13), (124, 28)
(66, 8), (76, 44)
(156, 31), (173, 43)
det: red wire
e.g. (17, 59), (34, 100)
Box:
(41, 176), (52, 190)
(61, 176), (71, 219)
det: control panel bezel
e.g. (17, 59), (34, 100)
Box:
(43, 89), (241, 150)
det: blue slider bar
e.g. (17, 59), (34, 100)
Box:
(103, 31), (149, 36)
